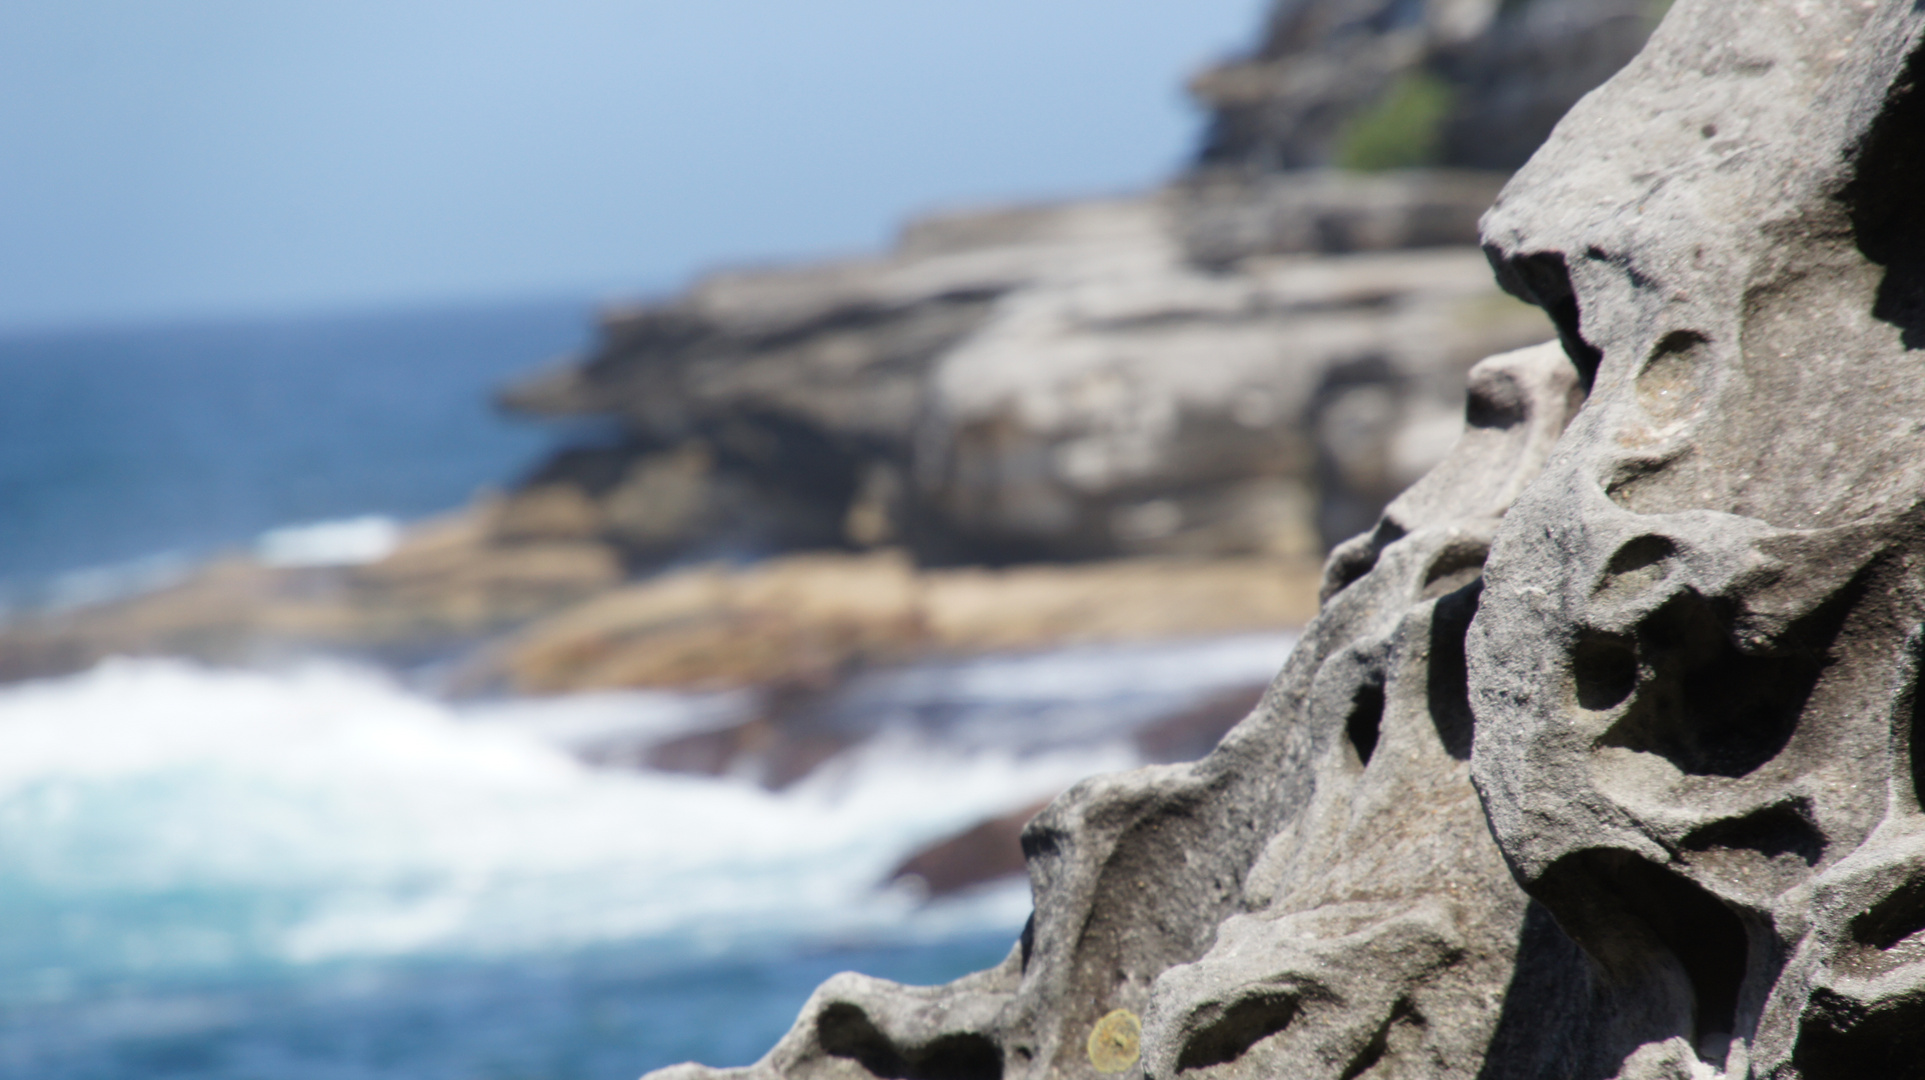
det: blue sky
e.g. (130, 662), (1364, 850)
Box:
(0, 1), (1265, 331)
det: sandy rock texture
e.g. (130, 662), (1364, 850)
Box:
(644, 3), (1925, 1077)
(647, 339), (1580, 1080)
(0, 521), (1318, 691)
(482, 551), (1317, 695)
(1473, 0), (1925, 1075)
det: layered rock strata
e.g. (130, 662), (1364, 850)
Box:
(500, 183), (1550, 567)
(646, 2), (1925, 1077)
(649, 339), (1580, 1080)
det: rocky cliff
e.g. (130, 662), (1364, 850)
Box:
(490, 0), (1661, 574)
(0, 0), (1660, 691)
(498, 183), (1547, 565)
(641, 2), (1925, 1078)
(1191, 0), (1659, 173)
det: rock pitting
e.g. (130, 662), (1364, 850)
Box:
(645, 3), (1925, 1078)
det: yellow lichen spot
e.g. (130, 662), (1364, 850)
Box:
(1087, 1008), (1141, 1073)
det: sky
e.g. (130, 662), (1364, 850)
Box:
(0, 1), (1267, 332)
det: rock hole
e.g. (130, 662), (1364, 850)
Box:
(1463, 368), (1527, 430)
(817, 1003), (1003, 1080)
(1175, 992), (1300, 1072)
(1426, 579), (1480, 760)
(1537, 851), (1750, 1063)
(1849, 876), (1925, 953)
(1338, 999), (1418, 1080)
(1347, 682), (1387, 766)
(1603, 450), (1692, 514)
(1605, 533), (1676, 577)
(1793, 986), (1925, 1080)
(1681, 799), (1826, 866)
(1572, 633), (1638, 712)
(1339, 1025), (1388, 1080)
(1598, 584), (1849, 777)
(1635, 332), (1709, 424)
(1320, 518), (1407, 603)
(1595, 534), (1677, 604)
(1488, 249), (1605, 388)
(1841, 37), (1925, 348)
(1910, 626), (1925, 815)
(1421, 538), (1489, 600)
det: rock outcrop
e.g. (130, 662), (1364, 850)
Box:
(491, 1), (1663, 577)
(646, 338), (1581, 1080)
(500, 186), (1549, 567)
(1190, 0), (1658, 173)
(1473, 0), (1925, 1074)
(643, 2), (1925, 1078)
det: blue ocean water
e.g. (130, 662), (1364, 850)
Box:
(0, 300), (593, 608)
(0, 303), (1298, 1079)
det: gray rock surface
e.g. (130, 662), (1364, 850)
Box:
(641, 3), (1925, 1078)
(1474, 0), (1925, 1075)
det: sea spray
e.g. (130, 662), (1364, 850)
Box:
(0, 631), (1294, 1077)
(0, 659), (1129, 999)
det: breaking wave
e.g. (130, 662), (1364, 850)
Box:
(0, 635), (1297, 1010)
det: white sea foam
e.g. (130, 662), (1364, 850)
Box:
(255, 515), (401, 568)
(0, 654), (1236, 996)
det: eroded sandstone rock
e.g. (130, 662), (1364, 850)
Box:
(1473, 1), (1925, 1075)
(645, 341), (1581, 1080)
(643, 4), (1925, 1078)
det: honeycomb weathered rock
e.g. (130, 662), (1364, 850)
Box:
(643, 3), (1925, 1077)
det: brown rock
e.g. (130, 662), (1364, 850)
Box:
(887, 799), (1054, 899)
(1131, 683), (1267, 764)
(482, 550), (1321, 695)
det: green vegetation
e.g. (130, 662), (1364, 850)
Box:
(1333, 72), (1455, 172)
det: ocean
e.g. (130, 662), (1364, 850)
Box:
(0, 301), (591, 611)
(0, 304), (1296, 1079)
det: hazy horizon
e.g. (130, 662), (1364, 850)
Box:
(0, 1), (1265, 334)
